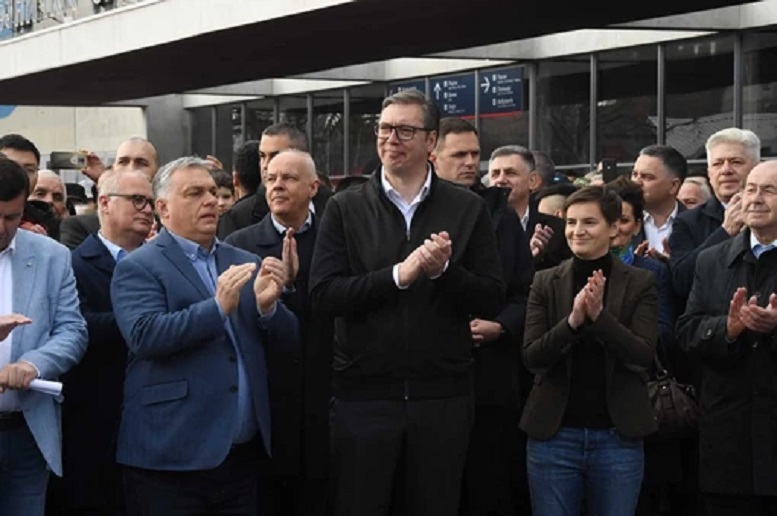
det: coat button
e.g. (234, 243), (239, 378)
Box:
(229, 385), (238, 393)
(229, 355), (237, 363)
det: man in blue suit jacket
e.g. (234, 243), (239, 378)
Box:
(0, 158), (87, 516)
(112, 157), (298, 515)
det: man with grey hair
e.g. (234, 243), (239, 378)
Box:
(311, 89), (504, 515)
(52, 168), (154, 514)
(669, 127), (761, 302)
(678, 176), (713, 209)
(28, 170), (68, 219)
(226, 148), (331, 515)
(110, 156), (299, 514)
(489, 145), (571, 270)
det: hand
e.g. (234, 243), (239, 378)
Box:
(634, 240), (650, 257)
(80, 151), (105, 182)
(726, 287), (748, 340)
(739, 293), (777, 334)
(416, 231), (452, 278)
(530, 224), (553, 258)
(568, 287), (587, 330)
(215, 263), (256, 315)
(470, 319), (503, 347)
(254, 260), (285, 313)
(205, 155), (224, 171)
(0, 362), (38, 393)
(145, 220), (159, 242)
(397, 249), (423, 287)
(0, 314), (32, 341)
(282, 229), (299, 288)
(19, 221), (46, 235)
(646, 247), (670, 264)
(722, 193), (745, 236)
(584, 270), (606, 321)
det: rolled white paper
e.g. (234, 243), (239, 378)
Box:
(29, 379), (62, 397)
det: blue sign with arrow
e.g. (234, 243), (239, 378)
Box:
(431, 73), (476, 117)
(479, 66), (524, 116)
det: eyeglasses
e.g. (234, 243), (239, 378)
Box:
(374, 123), (433, 141)
(106, 193), (154, 211)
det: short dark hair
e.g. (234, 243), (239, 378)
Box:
(531, 150), (556, 187)
(209, 168), (234, 193)
(0, 133), (40, 165)
(437, 117), (478, 150)
(382, 89), (440, 133)
(233, 140), (260, 195)
(639, 144), (687, 182)
(606, 176), (644, 222)
(564, 185), (622, 225)
(490, 145), (535, 172)
(534, 182), (579, 202)
(0, 157), (30, 200)
(262, 123), (308, 152)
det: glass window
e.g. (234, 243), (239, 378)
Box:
(665, 36), (734, 160)
(536, 59), (591, 167)
(348, 84), (383, 176)
(743, 32), (777, 158)
(313, 92), (344, 176)
(478, 67), (529, 162)
(190, 107), (213, 159)
(597, 46), (658, 163)
(214, 104), (240, 173)
(245, 99), (276, 142)
(279, 96), (308, 131)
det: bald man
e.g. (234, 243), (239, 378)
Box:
(59, 138), (159, 249)
(226, 149), (332, 516)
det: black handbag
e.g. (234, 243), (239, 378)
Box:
(647, 354), (700, 441)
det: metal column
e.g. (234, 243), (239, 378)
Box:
(589, 54), (598, 166)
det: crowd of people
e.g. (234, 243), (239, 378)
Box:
(0, 88), (775, 516)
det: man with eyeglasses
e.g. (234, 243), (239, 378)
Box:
(310, 89), (504, 515)
(50, 168), (155, 515)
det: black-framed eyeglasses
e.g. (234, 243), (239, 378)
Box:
(374, 123), (433, 141)
(106, 193), (154, 211)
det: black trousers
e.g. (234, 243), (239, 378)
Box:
(256, 475), (328, 516)
(704, 493), (777, 516)
(122, 440), (258, 516)
(331, 395), (474, 516)
(459, 406), (529, 516)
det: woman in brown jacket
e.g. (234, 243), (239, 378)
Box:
(521, 186), (658, 516)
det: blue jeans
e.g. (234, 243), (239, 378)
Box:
(527, 426), (644, 516)
(0, 423), (50, 516)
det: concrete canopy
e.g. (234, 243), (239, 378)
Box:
(0, 0), (753, 106)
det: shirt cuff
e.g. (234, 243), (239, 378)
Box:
(21, 360), (40, 379)
(393, 264), (409, 290)
(429, 260), (450, 280)
(258, 301), (277, 319)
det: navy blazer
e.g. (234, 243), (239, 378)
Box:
(58, 233), (126, 509)
(111, 229), (299, 471)
(632, 254), (676, 363)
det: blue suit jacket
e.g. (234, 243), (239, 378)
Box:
(11, 229), (88, 476)
(111, 229), (298, 471)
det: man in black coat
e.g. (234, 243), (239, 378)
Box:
(669, 128), (760, 304)
(677, 161), (777, 514)
(226, 149), (331, 516)
(217, 123), (331, 240)
(489, 145), (571, 271)
(48, 169), (155, 515)
(431, 117), (534, 516)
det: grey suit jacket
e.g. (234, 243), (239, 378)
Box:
(11, 229), (88, 476)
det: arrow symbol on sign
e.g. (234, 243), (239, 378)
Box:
(433, 82), (441, 100)
(480, 76), (490, 93)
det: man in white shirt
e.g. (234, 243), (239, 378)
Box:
(631, 144), (688, 258)
(0, 157), (87, 516)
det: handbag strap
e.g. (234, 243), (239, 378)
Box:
(653, 352), (669, 378)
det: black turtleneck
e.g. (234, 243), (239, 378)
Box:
(562, 253), (614, 429)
